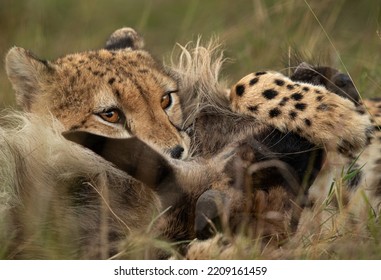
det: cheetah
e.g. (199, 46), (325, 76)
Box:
(0, 28), (374, 259)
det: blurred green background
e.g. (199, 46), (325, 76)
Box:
(1, 0), (380, 108)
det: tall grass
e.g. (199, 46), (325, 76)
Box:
(1, 0), (381, 259)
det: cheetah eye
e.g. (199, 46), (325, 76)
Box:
(98, 109), (121, 123)
(161, 92), (174, 110)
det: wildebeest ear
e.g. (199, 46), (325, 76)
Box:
(105, 27), (144, 50)
(62, 130), (174, 189)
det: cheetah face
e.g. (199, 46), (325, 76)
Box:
(5, 28), (189, 159)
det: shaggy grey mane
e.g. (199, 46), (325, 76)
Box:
(167, 39), (270, 157)
(167, 39), (235, 124)
(0, 110), (162, 258)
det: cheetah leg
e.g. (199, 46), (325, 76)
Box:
(229, 72), (372, 156)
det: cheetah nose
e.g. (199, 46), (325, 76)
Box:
(169, 145), (185, 159)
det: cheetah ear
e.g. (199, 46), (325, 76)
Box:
(5, 47), (55, 111)
(105, 27), (145, 50)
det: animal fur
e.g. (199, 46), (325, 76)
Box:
(0, 110), (234, 259)
(1, 31), (362, 259)
(168, 40), (325, 242)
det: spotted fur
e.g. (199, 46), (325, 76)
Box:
(229, 71), (372, 157)
(289, 64), (381, 213)
(5, 27), (188, 159)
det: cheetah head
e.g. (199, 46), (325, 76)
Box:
(5, 27), (189, 159)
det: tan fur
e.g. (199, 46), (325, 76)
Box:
(230, 71), (372, 156)
(3, 29), (379, 260)
(0, 109), (237, 259)
(0, 111), (162, 258)
(5, 33), (188, 158)
(2, 28), (198, 258)
(309, 98), (381, 214)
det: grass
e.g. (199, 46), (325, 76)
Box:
(185, 181), (381, 260)
(1, 0), (381, 107)
(1, 0), (381, 259)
